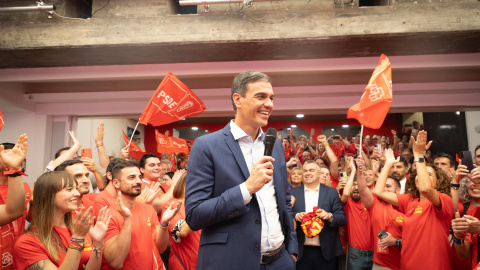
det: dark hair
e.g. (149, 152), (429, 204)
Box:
(475, 145), (480, 153)
(314, 156), (328, 166)
(397, 156), (408, 168)
(54, 147), (71, 159)
(406, 165), (451, 199)
(231, 71), (271, 113)
(433, 152), (455, 168)
(165, 172), (175, 179)
(112, 161), (139, 181)
(387, 175), (401, 189)
(106, 158), (129, 183)
(54, 159), (82, 172)
(173, 172), (187, 199)
(134, 130), (140, 135)
(1, 143), (15, 150)
(139, 153), (159, 169)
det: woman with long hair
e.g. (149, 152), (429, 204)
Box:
(163, 172), (201, 270)
(14, 171), (110, 270)
(374, 131), (453, 270)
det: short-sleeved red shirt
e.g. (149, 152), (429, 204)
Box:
(396, 192), (453, 270)
(102, 201), (161, 270)
(367, 195), (404, 270)
(163, 198), (201, 270)
(14, 226), (93, 270)
(343, 198), (373, 250)
(93, 188), (117, 218)
(0, 183), (31, 270)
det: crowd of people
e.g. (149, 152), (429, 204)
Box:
(0, 71), (479, 270)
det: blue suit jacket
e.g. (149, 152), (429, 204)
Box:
(185, 124), (298, 270)
(290, 184), (346, 261)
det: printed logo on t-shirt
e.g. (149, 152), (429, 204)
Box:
(414, 206), (422, 214)
(2, 252), (13, 268)
(395, 216), (404, 223)
(147, 217), (152, 227)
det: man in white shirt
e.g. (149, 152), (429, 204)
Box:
(390, 156), (408, 194)
(290, 161), (346, 270)
(185, 71), (298, 270)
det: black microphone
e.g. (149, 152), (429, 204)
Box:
(264, 128), (277, 157)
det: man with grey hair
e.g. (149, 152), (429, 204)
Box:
(291, 160), (346, 269)
(186, 71), (298, 269)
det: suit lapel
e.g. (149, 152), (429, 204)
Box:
(297, 186), (306, 212)
(223, 125), (250, 180)
(317, 184), (327, 210)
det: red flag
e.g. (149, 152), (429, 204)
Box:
(155, 130), (190, 155)
(139, 72), (206, 127)
(347, 54), (392, 129)
(300, 206), (324, 238)
(122, 130), (146, 160)
(0, 110), (3, 132)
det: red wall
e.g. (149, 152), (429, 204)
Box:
(144, 114), (399, 154)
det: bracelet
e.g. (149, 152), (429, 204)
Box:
(92, 246), (103, 258)
(70, 237), (85, 244)
(69, 242), (84, 251)
(160, 222), (169, 230)
(3, 168), (28, 177)
(96, 143), (104, 148)
(452, 234), (464, 244)
(451, 182), (460, 189)
(323, 142), (329, 147)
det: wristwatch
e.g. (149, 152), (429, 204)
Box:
(395, 239), (402, 247)
(414, 157), (425, 163)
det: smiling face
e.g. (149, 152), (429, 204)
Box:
(55, 181), (80, 213)
(303, 162), (320, 187)
(141, 157), (161, 182)
(319, 167), (331, 186)
(476, 148), (480, 166)
(351, 180), (360, 201)
(468, 180), (480, 202)
(115, 166), (143, 198)
(65, 163), (90, 195)
(364, 169), (376, 188)
(290, 168), (303, 187)
(233, 80), (274, 137)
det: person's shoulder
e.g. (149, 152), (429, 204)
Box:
(291, 185), (304, 193)
(322, 184), (338, 194)
(192, 125), (229, 144)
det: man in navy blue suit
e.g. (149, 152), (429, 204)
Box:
(290, 160), (346, 270)
(185, 71), (298, 270)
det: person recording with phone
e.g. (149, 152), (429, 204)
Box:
(185, 71), (298, 270)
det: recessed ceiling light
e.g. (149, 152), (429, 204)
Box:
(296, 114), (304, 118)
(287, 128), (291, 130)
(456, 111), (460, 115)
(291, 125), (297, 128)
(205, 130), (208, 132)
(342, 125), (349, 128)
(331, 128), (334, 131)
(191, 127), (198, 131)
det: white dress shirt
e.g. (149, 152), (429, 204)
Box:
(400, 177), (407, 194)
(230, 120), (284, 253)
(303, 184), (321, 246)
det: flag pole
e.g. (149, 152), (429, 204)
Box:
(127, 120), (141, 147)
(358, 125), (364, 157)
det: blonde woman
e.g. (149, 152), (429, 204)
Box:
(14, 171), (110, 270)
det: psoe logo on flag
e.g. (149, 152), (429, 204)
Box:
(157, 89), (179, 110)
(177, 101), (193, 112)
(172, 141), (186, 148)
(368, 82), (385, 102)
(157, 138), (167, 145)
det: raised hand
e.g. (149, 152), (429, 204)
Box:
(171, 169), (186, 187)
(69, 130), (81, 148)
(384, 149), (398, 166)
(0, 134), (27, 170)
(116, 192), (131, 218)
(95, 122), (105, 145)
(469, 165), (480, 182)
(81, 157), (99, 173)
(89, 206), (112, 247)
(73, 206), (94, 238)
(120, 146), (130, 160)
(411, 130), (432, 155)
(356, 155), (366, 171)
(161, 200), (182, 225)
(138, 182), (160, 204)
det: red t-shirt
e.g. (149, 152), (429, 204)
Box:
(452, 203), (480, 270)
(14, 226), (93, 270)
(367, 195), (404, 270)
(163, 198), (201, 270)
(346, 144), (368, 157)
(93, 188), (117, 218)
(284, 146), (294, 161)
(102, 201), (161, 270)
(82, 193), (97, 212)
(396, 192), (453, 270)
(343, 198), (373, 250)
(330, 143), (347, 160)
(0, 183), (31, 270)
